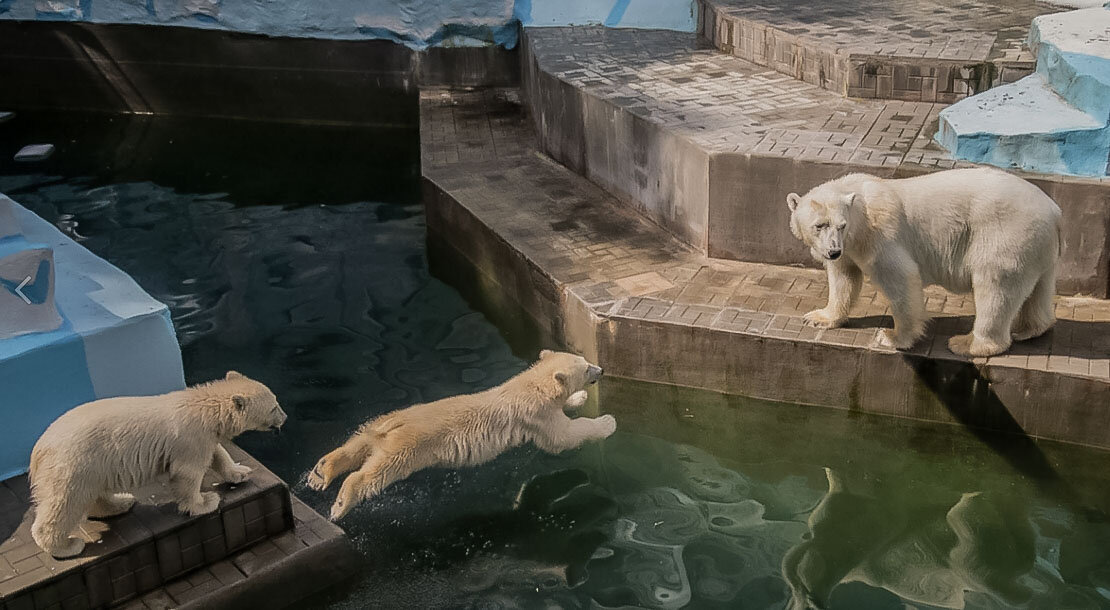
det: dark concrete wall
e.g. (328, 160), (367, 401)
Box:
(0, 21), (519, 127)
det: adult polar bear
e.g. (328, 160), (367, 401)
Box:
(787, 168), (1061, 357)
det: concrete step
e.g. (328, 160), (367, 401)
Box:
(420, 87), (1110, 449)
(520, 26), (1110, 297)
(937, 73), (1109, 176)
(0, 445), (357, 610)
(697, 0), (1049, 101)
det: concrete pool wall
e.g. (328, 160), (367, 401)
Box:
(0, 0), (696, 49)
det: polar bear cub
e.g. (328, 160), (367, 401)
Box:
(307, 350), (614, 520)
(29, 371), (287, 558)
(787, 167), (1061, 357)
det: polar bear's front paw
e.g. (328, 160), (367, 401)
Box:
(877, 328), (917, 350)
(183, 492), (221, 516)
(802, 309), (844, 329)
(595, 414), (617, 438)
(48, 537), (86, 559)
(565, 390), (589, 409)
(947, 333), (1007, 357)
(222, 463), (253, 484)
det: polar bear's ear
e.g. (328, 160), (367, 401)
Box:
(539, 349), (554, 359)
(226, 370), (244, 380)
(842, 192), (857, 207)
(786, 193), (801, 212)
(231, 395), (248, 412)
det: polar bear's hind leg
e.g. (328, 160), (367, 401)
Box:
(88, 492), (136, 518)
(1012, 267), (1056, 342)
(31, 493), (89, 558)
(950, 272), (1030, 357)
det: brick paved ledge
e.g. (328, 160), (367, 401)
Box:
(0, 445), (356, 610)
(520, 26), (1110, 297)
(697, 0), (1048, 101)
(422, 88), (1110, 450)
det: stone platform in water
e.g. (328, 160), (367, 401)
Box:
(0, 444), (356, 610)
(422, 87), (1110, 449)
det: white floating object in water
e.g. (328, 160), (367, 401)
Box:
(14, 144), (54, 162)
(0, 111), (13, 124)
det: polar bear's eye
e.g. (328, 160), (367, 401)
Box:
(836, 223), (846, 230)
(815, 222), (829, 230)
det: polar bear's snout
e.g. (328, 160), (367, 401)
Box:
(268, 406), (288, 431)
(586, 365), (603, 384)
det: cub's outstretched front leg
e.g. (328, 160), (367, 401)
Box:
(211, 444), (252, 484)
(804, 259), (862, 328)
(532, 413), (616, 454)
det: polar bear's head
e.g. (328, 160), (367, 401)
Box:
(786, 187), (856, 262)
(215, 371), (287, 436)
(537, 350), (603, 398)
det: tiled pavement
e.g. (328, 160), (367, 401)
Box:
(0, 445), (353, 610)
(699, 0), (1050, 100)
(525, 26), (928, 167)
(524, 25), (1073, 173)
(422, 88), (1110, 446)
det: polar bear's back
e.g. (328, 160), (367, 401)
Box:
(890, 168), (1059, 223)
(877, 168), (1060, 287)
(31, 392), (194, 493)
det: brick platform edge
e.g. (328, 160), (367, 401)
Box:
(0, 445), (357, 610)
(422, 88), (1110, 451)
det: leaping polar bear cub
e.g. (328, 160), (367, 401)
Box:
(786, 167), (1061, 357)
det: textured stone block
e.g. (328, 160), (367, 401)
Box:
(0, 243), (62, 339)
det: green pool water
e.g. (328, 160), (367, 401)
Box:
(3, 111), (1108, 610)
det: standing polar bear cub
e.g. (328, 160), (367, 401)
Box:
(787, 167), (1061, 357)
(30, 371), (287, 558)
(308, 350), (614, 520)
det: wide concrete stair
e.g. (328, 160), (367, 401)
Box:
(939, 7), (1110, 176)
(421, 10), (1110, 450)
(0, 445), (357, 610)
(520, 26), (1110, 297)
(421, 87), (1110, 451)
(697, 0), (1050, 101)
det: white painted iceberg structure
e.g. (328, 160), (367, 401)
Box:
(0, 194), (184, 480)
(937, 6), (1110, 176)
